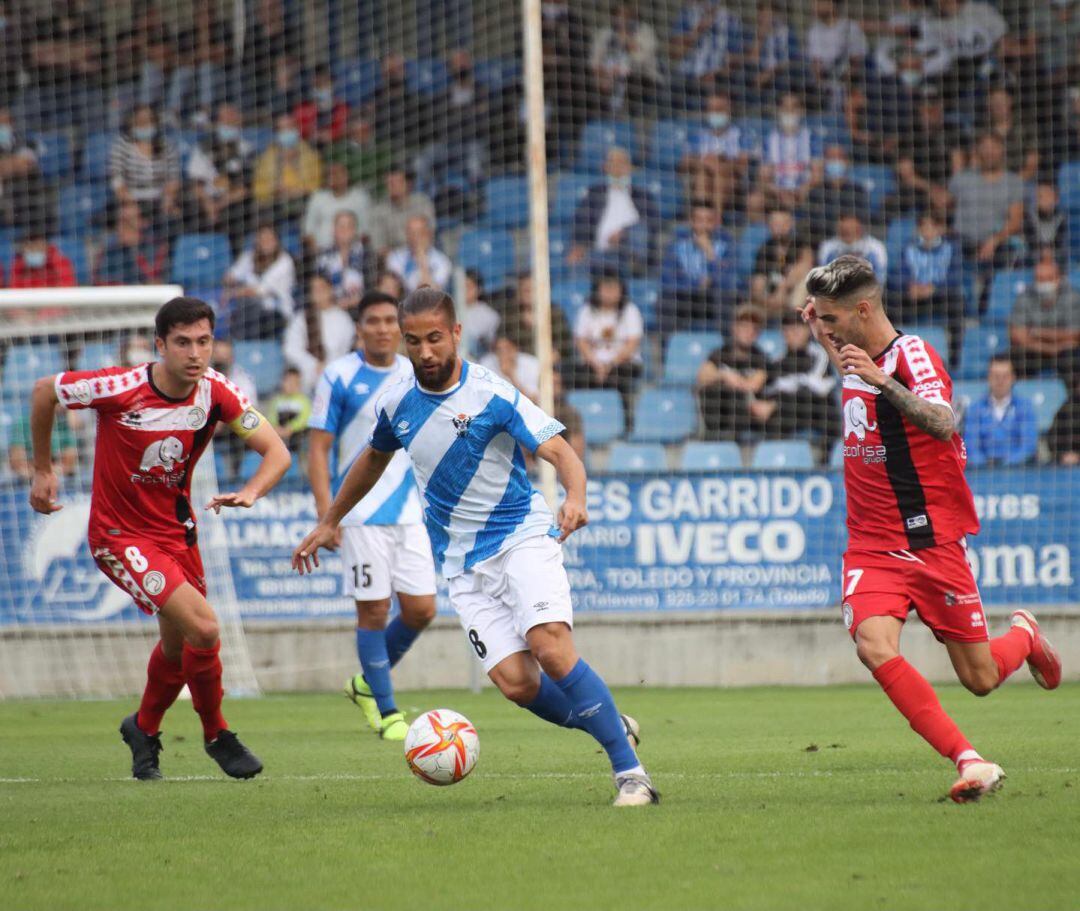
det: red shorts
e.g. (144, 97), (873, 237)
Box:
(89, 533), (207, 615)
(840, 540), (988, 644)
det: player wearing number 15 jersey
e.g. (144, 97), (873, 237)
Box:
(803, 256), (1061, 803)
(28, 298), (291, 781)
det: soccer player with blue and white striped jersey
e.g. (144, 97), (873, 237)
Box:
(307, 291), (436, 742)
(294, 287), (657, 807)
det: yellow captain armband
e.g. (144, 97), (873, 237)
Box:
(229, 407), (267, 439)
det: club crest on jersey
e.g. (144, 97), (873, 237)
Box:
(843, 397), (878, 441)
(139, 436), (186, 473)
(186, 406), (207, 429)
(452, 413), (473, 437)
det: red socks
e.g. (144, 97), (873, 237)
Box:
(872, 655), (974, 766)
(989, 627), (1032, 685)
(136, 642), (186, 736)
(181, 641), (228, 742)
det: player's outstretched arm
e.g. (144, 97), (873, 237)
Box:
(838, 344), (955, 441)
(28, 376), (62, 515)
(292, 446), (393, 573)
(536, 435), (588, 543)
(206, 420), (292, 513)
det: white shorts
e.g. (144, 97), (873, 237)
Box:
(448, 535), (574, 672)
(340, 524), (437, 602)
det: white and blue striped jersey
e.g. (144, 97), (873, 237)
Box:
(308, 351), (423, 527)
(368, 361), (564, 578)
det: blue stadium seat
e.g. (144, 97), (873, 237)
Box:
(663, 331), (722, 387)
(0, 230), (16, 274)
(751, 440), (815, 470)
(606, 442), (666, 473)
(848, 164), (896, 214)
(233, 341), (285, 399)
(885, 216), (917, 287)
(32, 131), (73, 181)
(551, 278), (590, 323)
(952, 380), (983, 420)
(331, 59), (382, 107)
(649, 118), (700, 173)
(474, 58), (520, 92)
(58, 182), (108, 238)
(551, 172), (593, 227)
(1015, 378), (1068, 433)
(636, 168), (683, 221)
(737, 117), (771, 150)
(576, 120), (639, 175)
(171, 233), (232, 288)
(2, 344), (65, 396)
(681, 440), (742, 471)
(987, 269), (1032, 325)
(757, 328), (785, 361)
(629, 388), (697, 443)
(457, 228), (515, 292)
(76, 341), (120, 372)
(483, 175), (529, 229)
(736, 222), (771, 288)
(405, 58), (450, 96)
(241, 125), (275, 155)
(547, 225), (573, 282)
(806, 112), (851, 150)
(1057, 160), (1080, 210)
(54, 236), (90, 285)
(904, 325), (949, 363)
(565, 389), (624, 446)
(81, 132), (115, 181)
(957, 326), (1007, 381)
(829, 439), (844, 469)
(628, 278), (659, 330)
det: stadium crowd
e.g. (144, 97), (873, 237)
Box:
(2, 0), (1080, 476)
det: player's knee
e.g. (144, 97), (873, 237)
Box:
(401, 599), (436, 629)
(492, 673), (539, 706)
(528, 625), (576, 678)
(961, 670), (998, 697)
(855, 638), (897, 671)
(357, 600), (391, 629)
(187, 617), (219, 649)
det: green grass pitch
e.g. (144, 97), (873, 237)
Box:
(2, 683), (1078, 911)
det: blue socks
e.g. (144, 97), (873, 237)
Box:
(524, 673), (580, 729)
(385, 616), (421, 667)
(355, 628), (396, 714)
(554, 659), (639, 774)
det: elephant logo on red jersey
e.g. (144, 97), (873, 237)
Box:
(843, 397), (878, 442)
(139, 436), (187, 473)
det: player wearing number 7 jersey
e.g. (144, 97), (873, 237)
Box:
(803, 256), (1062, 803)
(28, 298), (292, 781)
(294, 287), (657, 807)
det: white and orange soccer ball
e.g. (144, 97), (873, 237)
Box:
(404, 709), (480, 786)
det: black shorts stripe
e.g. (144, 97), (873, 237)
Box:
(875, 392), (936, 550)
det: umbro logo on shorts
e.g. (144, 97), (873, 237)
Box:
(533, 601), (549, 612)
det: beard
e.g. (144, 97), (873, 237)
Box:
(416, 355), (457, 390)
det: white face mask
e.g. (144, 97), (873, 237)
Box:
(707, 112), (730, 130)
(1037, 281), (1059, 298)
(779, 112), (801, 132)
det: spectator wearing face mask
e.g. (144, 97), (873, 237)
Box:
(0, 106), (46, 234)
(9, 229), (75, 289)
(314, 210), (366, 308)
(109, 105), (181, 239)
(1009, 257), (1080, 380)
(1023, 184), (1067, 268)
(818, 213), (887, 284)
(385, 215), (452, 292)
(800, 143), (870, 244)
(567, 146), (659, 274)
(302, 161), (373, 253)
(252, 112), (322, 224)
(759, 93), (823, 210)
(898, 210), (965, 364)
(185, 102), (255, 253)
(293, 66), (349, 147)
(681, 88), (752, 216)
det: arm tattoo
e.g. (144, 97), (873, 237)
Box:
(878, 376), (955, 441)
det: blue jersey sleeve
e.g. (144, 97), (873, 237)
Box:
(497, 387), (565, 453)
(368, 401), (403, 452)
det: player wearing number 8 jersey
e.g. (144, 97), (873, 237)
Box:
(28, 298), (292, 781)
(803, 256), (1062, 803)
(294, 287), (657, 807)
(307, 291), (436, 742)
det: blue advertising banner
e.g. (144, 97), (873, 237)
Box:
(0, 468), (1076, 626)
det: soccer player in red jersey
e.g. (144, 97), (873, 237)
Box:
(802, 255), (1062, 802)
(27, 297), (291, 780)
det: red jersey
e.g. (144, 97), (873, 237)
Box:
(55, 363), (258, 545)
(841, 333), (979, 552)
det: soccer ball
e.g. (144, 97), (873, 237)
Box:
(404, 709), (480, 786)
